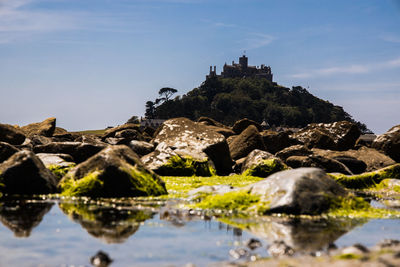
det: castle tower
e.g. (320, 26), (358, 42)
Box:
(239, 55), (248, 69)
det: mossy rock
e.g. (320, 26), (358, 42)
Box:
(59, 145), (167, 197)
(243, 158), (288, 177)
(330, 163), (400, 189)
(155, 155), (216, 177)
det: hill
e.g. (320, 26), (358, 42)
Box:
(145, 76), (371, 133)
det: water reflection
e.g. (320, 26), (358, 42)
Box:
(59, 202), (154, 244)
(247, 217), (367, 254)
(0, 200), (53, 237)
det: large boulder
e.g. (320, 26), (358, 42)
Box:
(229, 125), (265, 160)
(101, 123), (141, 140)
(291, 121), (361, 151)
(0, 150), (58, 195)
(232, 118), (263, 134)
(241, 149), (287, 177)
(372, 125), (400, 162)
(285, 155), (352, 175)
(261, 131), (293, 154)
(275, 145), (312, 160)
(152, 117), (232, 175)
(59, 145), (167, 197)
(20, 117), (56, 137)
(0, 142), (19, 163)
(245, 168), (347, 215)
(128, 140), (154, 156)
(0, 124), (26, 145)
(33, 141), (106, 163)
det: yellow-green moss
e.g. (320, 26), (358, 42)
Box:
(157, 155), (216, 177)
(121, 166), (168, 196)
(374, 179), (400, 193)
(162, 175), (263, 198)
(330, 164), (400, 189)
(243, 158), (288, 178)
(334, 253), (363, 260)
(60, 171), (104, 197)
(48, 164), (76, 180)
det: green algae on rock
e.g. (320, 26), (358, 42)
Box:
(243, 158), (288, 177)
(59, 145), (167, 197)
(155, 155), (216, 177)
(330, 163), (400, 189)
(48, 163), (76, 180)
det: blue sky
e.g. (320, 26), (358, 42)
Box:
(0, 0), (399, 133)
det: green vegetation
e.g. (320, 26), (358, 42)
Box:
(70, 129), (107, 136)
(162, 175), (263, 198)
(375, 179), (400, 193)
(48, 164), (75, 180)
(156, 155), (216, 177)
(146, 77), (370, 133)
(330, 164), (400, 189)
(121, 166), (168, 196)
(335, 253), (363, 260)
(243, 158), (288, 177)
(60, 171), (104, 197)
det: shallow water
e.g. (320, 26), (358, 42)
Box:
(0, 198), (399, 267)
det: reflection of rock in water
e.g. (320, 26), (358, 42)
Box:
(59, 202), (153, 244)
(247, 217), (366, 254)
(0, 200), (53, 237)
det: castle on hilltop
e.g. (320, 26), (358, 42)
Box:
(206, 55), (273, 82)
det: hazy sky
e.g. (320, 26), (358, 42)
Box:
(1, 0), (399, 133)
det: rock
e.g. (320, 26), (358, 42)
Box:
(245, 168), (347, 215)
(33, 141), (106, 163)
(241, 149), (287, 177)
(372, 125), (400, 162)
(20, 117), (56, 137)
(101, 123), (141, 139)
(152, 117), (232, 175)
(267, 241), (295, 257)
(291, 121), (361, 151)
(356, 134), (377, 147)
(275, 145), (312, 161)
(232, 118), (263, 134)
(74, 135), (104, 145)
(286, 155), (352, 175)
(141, 143), (215, 176)
(246, 238), (262, 250)
(313, 147), (396, 172)
(340, 243), (369, 255)
(104, 137), (125, 145)
(197, 116), (228, 128)
(377, 239), (400, 248)
(205, 125), (235, 138)
(114, 129), (143, 141)
(29, 135), (53, 146)
(229, 125), (265, 160)
(0, 123), (26, 145)
(261, 131), (293, 154)
(229, 248), (250, 259)
(129, 140), (154, 156)
(90, 251), (113, 267)
(36, 153), (74, 167)
(188, 185), (235, 199)
(53, 127), (68, 135)
(0, 142), (19, 163)
(0, 150), (58, 195)
(59, 145), (167, 197)
(142, 126), (156, 138)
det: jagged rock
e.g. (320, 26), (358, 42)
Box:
(20, 117), (56, 137)
(229, 125), (265, 160)
(232, 118), (263, 134)
(129, 140), (154, 156)
(59, 145), (167, 197)
(30, 135), (53, 146)
(0, 142), (19, 163)
(53, 127), (68, 135)
(33, 141), (106, 163)
(241, 149), (287, 177)
(313, 147), (396, 172)
(0, 123), (26, 145)
(101, 123), (141, 139)
(261, 131), (293, 154)
(0, 150), (58, 195)
(291, 121), (360, 151)
(245, 168), (347, 215)
(275, 145), (313, 160)
(372, 125), (400, 162)
(152, 117), (232, 175)
(286, 155), (352, 175)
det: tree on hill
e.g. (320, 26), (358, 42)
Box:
(158, 87), (178, 102)
(143, 77), (372, 133)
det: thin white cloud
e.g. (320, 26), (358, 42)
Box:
(380, 34), (400, 43)
(291, 56), (400, 78)
(241, 32), (275, 50)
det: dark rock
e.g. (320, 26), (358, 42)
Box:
(261, 131), (293, 154)
(245, 168), (347, 215)
(378, 239), (400, 248)
(246, 238), (262, 250)
(0, 123), (26, 145)
(291, 121), (361, 151)
(356, 134), (377, 147)
(152, 117), (232, 175)
(275, 145), (312, 160)
(197, 116), (228, 128)
(74, 135), (104, 145)
(229, 125), (265, 160)
(286, 155), (352, 175)
(90, 251), (113, 267)
(59, 145), (167, 197)
(0, 200), (53, 237)
(53, 127), (68, 135)
(268, 241), (295, 257)
(0, 150), (58, 195)
(101, 123), (140, 139)
(33, 141), (106, 163)
(114, 129), (143, 141)
(129, 140), (154, 156)
(30, 135), (53, 146)
(331, 156), (367, 174)
(21, 117), (56, 137)
(0, 142), (19, 163)
(205, 125), (235, 138)
(232, 118), (263, 134)
(372, 125), (400, 162)
(142, 126), (156, 138)
(52, 133), (77, 142)
(241, 149), (287, 177)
